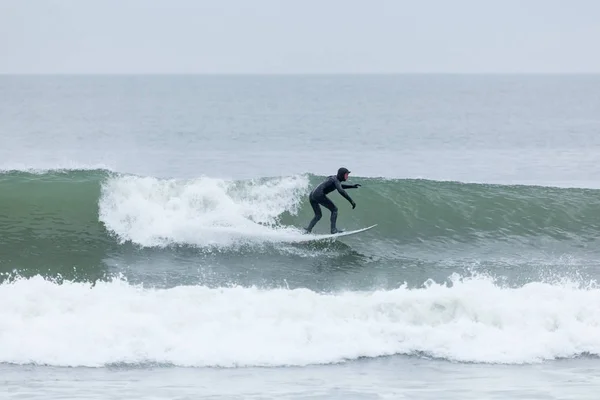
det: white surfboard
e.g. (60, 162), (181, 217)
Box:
(293, 224), (378, 242)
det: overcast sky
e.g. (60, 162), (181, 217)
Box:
(1, 0), (599, 74)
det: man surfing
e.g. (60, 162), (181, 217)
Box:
(305, 167), (360, 234)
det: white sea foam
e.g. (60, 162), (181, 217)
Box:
(1, 274), (599, 367)
(98, 174), (311, 247)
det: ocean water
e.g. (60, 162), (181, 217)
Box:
(2, 74), (600, 399)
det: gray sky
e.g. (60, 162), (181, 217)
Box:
(1, 0), (599, 74)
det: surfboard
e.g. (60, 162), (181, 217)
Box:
(294, 224), (378, 242)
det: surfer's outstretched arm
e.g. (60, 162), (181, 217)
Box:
(334, 179), (356, 208)
(342, 183), (361, 189)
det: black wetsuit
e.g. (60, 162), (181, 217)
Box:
(305, 174), (357, 234)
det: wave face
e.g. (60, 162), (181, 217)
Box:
(3, 168), (600, 290)
(340, 177), (600, 243)
(0, 274), (599, 367)
(2, 169), (600, 250)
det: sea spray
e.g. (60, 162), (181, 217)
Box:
(98, 174), (309, 247)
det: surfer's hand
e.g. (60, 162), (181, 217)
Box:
(353, 184), (361, 188)
(351, 201), (356, 209)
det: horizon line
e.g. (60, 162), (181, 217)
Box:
(2, 72), (600, 76)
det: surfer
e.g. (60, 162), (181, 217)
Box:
(305, 167), (360, 234)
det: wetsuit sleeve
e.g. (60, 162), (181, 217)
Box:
(334, 179), (354, 204)
(342, 184), (357, 189)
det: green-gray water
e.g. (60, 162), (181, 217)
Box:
(2, 75), (600, 399)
